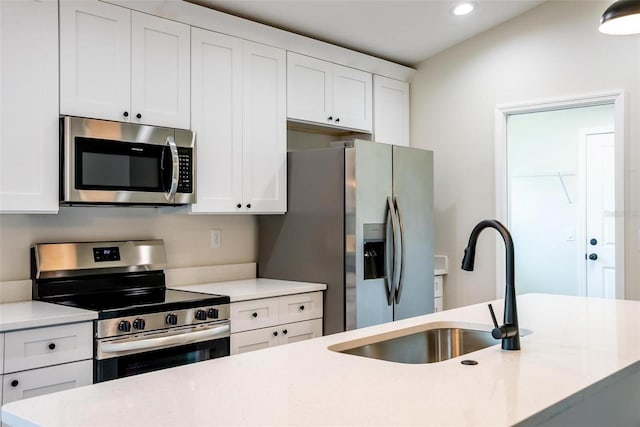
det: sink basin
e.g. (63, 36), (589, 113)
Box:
(329, 321), (532, 364)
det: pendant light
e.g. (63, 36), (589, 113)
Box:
(599, 0), (640, 35)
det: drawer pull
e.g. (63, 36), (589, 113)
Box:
(252, 312), (258, 318)
(48, 343), (56, 350)
(11, 380), (19, 387)
(282, 329), (288, 335)
(273, 331), (278, 337)
(299, 305), (305, 311)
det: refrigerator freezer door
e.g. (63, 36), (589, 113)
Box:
(351, 141), (393, 329)
(392, 145), (435, 319)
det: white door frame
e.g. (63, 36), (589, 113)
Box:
(494, 91), (625, 299)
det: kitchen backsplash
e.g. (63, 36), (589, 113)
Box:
(0, 206), (257, 282)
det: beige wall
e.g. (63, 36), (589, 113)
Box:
(0, 208), (257, 281)
(411, 0), (640, 308)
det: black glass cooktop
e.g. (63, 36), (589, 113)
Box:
(34, 270), (229, 319)
(50, 288), (229, 319)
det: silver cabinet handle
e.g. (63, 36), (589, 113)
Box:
(165, 136), (179, 202)
(393, 197), (405, 304)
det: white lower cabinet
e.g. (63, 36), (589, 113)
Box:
(2, 360), (92, 405)
(231, 319), (322, 354)
(0, 322), (93, 406)
(230, 292), (323, 355)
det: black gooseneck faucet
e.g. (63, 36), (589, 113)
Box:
(461, 219), (520, 351)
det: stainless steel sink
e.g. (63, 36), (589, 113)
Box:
(333, 327), (497, 364)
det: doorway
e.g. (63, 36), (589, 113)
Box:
(495, 93), (625, 299)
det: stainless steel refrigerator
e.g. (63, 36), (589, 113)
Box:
(258, 140), (434, 335)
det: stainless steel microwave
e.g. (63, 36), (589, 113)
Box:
(60, 116), (196, 206)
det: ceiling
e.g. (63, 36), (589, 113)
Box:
(188, 0), (545, 67)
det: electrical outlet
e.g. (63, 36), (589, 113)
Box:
(211, 229), (221, 249)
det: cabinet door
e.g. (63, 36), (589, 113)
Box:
(278, 319), (323, 345)
(0, 0), (59, 213)
(242, 41), (287, 213)
(333, 64), (373, 132)
(373, 75), (409, 146)
(4, 322), (93, 373)
(286, 52), (333, 126)
(131, 11), (190, 128)
(230, 328), (279, 355)
(2, 360), (92, 405)
(59, 0), (131, 122)
(190, 28), (243, 213)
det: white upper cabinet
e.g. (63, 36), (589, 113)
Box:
(373, 75), (410, 147)
(60, 1), (190, 128)
(242, 41), (287, 213)
(0, 0), (59, 213)
(130, 12), (190, 129)
(190, 29), (286, 214)
(287, 52), (372, 132)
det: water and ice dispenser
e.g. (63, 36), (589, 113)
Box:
(363, 223), (386, 280)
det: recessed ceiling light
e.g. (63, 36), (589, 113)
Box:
(452, 2), (475, 16)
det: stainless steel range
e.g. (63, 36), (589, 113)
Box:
(31, 240), (230, 383)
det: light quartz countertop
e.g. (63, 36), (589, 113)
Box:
(171, 278), (327, 302)
(2, 294), (640, 426)
(0, 300), (98, 332)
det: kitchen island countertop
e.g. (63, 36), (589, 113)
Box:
(2, 293), (640, 426)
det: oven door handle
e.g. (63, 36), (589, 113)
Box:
(101, 325), (229, 354)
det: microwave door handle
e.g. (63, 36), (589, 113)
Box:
(165, 136), (179, 202)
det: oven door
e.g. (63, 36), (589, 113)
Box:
(95, 322), (230, 383)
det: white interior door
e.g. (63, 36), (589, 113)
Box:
(580, 129), (616, 298)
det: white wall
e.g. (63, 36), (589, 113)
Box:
(411, 0), (640, 308)
(0, 208), (257, 281)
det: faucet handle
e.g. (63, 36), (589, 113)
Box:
(487, 304), (504, 339)
(488, 303), (519, 340)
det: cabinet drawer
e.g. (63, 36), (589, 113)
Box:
(279, 319), (322, 345)
(278, 292), (323, 325)
(434, 297), (443, 313)
(230, 328), (278, 355)
(230, 298), (279, 333)
(2, 359), (92, 405)
(4, 322), (93, 373)
(434, 275), (444, 298)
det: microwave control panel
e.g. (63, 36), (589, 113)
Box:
(177, 148), (192, 193)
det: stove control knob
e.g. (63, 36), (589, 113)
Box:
(118, 320), (132, 333)
(132, 318), (146, 330)
(207, 308), (219, 319)
(166, 313), (178, 326)
(195, 310), (207, 321)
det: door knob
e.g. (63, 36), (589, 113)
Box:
(588, 253), (598, 261)
(590, 238), (598, 246)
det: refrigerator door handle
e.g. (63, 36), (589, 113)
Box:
(388, 196), (402, 304)
(384, 197), (396, 305)
(394, 197), (405, 304)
